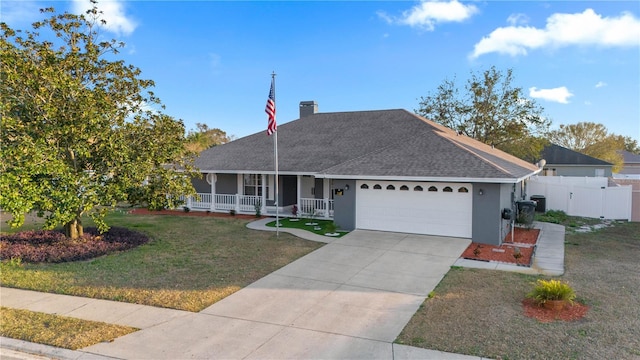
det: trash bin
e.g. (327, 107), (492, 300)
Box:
(530, 195), (546, 213)
(516, 200), (536, 225)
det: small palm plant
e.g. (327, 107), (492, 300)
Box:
(527, 279), (576, 306)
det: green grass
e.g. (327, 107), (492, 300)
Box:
(1, 210), (323, 312)
(0, 307), (137, 350)
(265, 217), (349, 238)
(397, 221), (640, 359)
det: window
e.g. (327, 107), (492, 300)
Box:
(386, 185), (395, 190)
(428, 186), (438, 192)
(400, 185), (409, 191)
(360, 184), (369, 189)
(414, 186), (423, 191)
(443, 186), (453, 192)
(458, 187), (469, 193)
(243, 174), (262, 196)
(595, 168), (605, 177)
(373, 184), (382, 189)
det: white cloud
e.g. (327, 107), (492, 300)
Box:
(529, 86), (574, 104)
(471, 9), (640, 58)
(595, 81), (607, 88)
(378, 0), (478, 31)
(71, 0), (137, 36)
(507, 13), (529, 26)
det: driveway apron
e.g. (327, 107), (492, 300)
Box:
(84, 230), (470, 359)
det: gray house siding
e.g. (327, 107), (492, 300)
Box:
(332, 179), (356, 231)
(216, 174), (237, 194)
(192, 177), (210, 193)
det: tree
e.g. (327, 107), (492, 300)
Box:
(416, 67), (551, 161)
(185, 123), (233, 153)
(547, 122), (625, 172)
(0, 5), (196, 238)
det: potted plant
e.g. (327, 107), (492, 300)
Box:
(527, 279), (576, 311)
(290, 205), (299, 221)
(254, 200), (262, 218)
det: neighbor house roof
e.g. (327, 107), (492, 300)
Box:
(195, 109), (540, 183)
(541, 144), (613, 167)
(620, 150), (640, 164)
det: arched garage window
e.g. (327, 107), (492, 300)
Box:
(428, 186), (438, 192)
(386, 185), (395, 190)
(373, 184), (382, 190)
(458, 187), (469, 193)
(443, 186), (453, 192)
(414, 186), (423, 191)
(400, 185), (409, 191)
(360, 184), (369, 189)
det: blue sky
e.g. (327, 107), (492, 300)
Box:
(3, 1), (639, 142)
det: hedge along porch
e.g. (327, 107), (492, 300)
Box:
(188, 103), (542, 246)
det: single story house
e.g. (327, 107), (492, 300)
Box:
(539, 144), (613, 177)
(617, 150), (640, 176)
(190, 102), (542, 246)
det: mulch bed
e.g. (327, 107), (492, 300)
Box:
(129, 208), (263, 220)
(461, 227), (540, 266)
(522, 299), (589, 323)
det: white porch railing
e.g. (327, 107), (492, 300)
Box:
(180, 193), (334, 218)
(238, 195), (261, 212)
(214, 194), (236, 211)
(299, 198), (334, 218)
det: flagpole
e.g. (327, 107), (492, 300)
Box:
(271, 71), (279, 237)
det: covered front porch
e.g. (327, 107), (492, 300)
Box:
(182, 173), (335, 219)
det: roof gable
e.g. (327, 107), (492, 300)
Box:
(195, 109), (539, 180)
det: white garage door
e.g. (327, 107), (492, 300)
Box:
(356, 181), (472, 238)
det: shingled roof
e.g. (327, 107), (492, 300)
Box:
(541, 144), (613, 166)
(195, 109), (540, 182)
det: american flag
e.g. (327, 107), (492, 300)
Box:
(265, 79), (276, 135)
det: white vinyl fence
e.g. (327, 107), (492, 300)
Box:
(528, 176), (632, 220)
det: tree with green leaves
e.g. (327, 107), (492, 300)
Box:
(185, 123), (233, 153)
(416, 67), (551, 161)
(547, 122), (628, 172)
(0, 5), (196, 238)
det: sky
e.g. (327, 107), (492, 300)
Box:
(2, 0), (640, 142)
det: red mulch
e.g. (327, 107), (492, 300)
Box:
(129, 208), (264, 220)
(522, 299), (589, 323)
(461, 227), (540, 266)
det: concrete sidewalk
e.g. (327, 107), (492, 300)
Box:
(1, 221), (564, 359)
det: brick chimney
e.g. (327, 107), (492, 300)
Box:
(299, 101), (318, 118)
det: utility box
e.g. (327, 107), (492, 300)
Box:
(530, 195), (546, 213)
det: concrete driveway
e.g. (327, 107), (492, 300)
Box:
(85, 230), (471, 359)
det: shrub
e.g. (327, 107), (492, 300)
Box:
(527, 279), (576, 305)
(183, 207), (190, 213)
(536, 210), (568, 224)
(0, 227), (150, 263)
(325, 222), (338, 234)
(229, 209), (236, 216)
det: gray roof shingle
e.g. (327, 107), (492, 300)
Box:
(541, 144), (612, 166)
(195, 109), (539, 181)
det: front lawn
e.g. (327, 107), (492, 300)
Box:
(0, 211), (323, 312)
(396, 221), (640, 359)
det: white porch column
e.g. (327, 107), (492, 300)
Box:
(236, 174), (242, 213)
(323, 178), (331, 219)
(296, 175), (301, 212)
(209, 173), (216, 211)
(261, 174), (267, 214)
